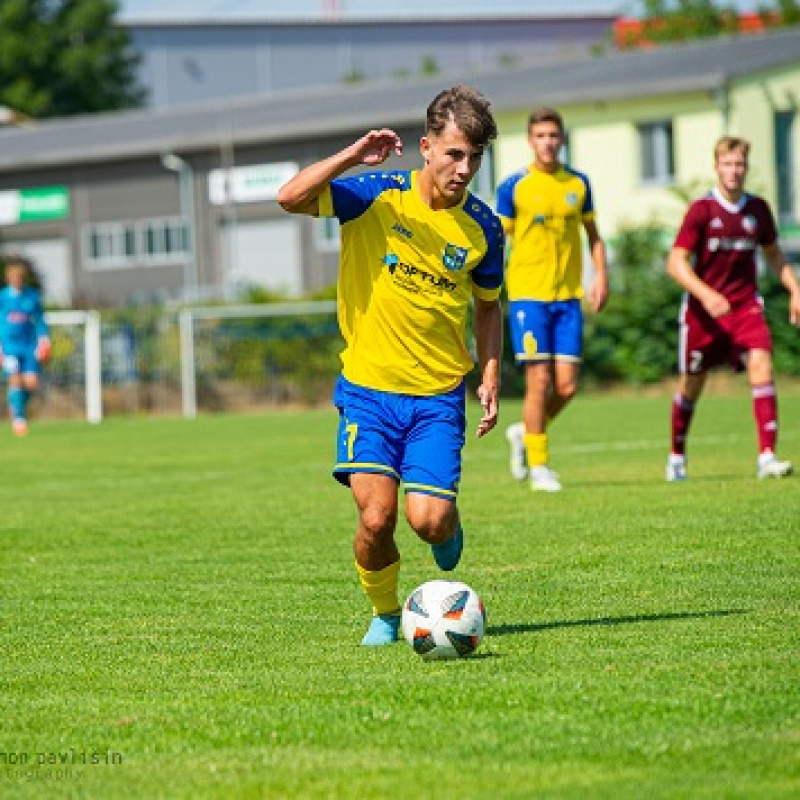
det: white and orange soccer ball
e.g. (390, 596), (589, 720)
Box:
(402, 580), (486, 661)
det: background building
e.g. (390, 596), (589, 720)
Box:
(0, 27), (797, 307)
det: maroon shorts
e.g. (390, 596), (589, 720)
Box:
(678, 296), (772, 374)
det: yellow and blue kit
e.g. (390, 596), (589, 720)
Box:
(496, 164), (594, 363)
(319, 169), (504, 396)
(496, 164), (594, 302)
(320, 169), (504, 496)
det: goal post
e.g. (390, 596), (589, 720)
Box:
(44, 310), (103, 424)
(178, 300), (339, 419)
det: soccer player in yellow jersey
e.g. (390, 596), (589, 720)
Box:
(278, 86), (504, 646)
(496, 107), (608, 491)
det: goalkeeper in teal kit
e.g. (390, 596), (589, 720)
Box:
(0, 256), (51, 436)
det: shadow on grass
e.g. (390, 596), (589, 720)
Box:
(488, 608), (748, 637)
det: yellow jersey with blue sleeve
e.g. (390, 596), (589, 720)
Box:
(318, 169), (504, 396)
(496, 164), (594, 302)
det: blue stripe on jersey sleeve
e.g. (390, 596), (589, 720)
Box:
(495, 169), (527, 219)
(463, 194), (505, 291)
(329, 170), (410, 223)
(564, 165), (594, 215)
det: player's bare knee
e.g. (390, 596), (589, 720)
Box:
(556, 381), (577, 403)
(406, 504), (457, 544)
(358, 504), (397, 539)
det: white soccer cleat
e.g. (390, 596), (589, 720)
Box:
(757, 453), (793, 480)
(505, 422), (528, 481)
(530, 465), (562, 492)
(666, 454), (688, 482)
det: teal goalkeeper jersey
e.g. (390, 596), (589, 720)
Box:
(319, 169), (504, 395)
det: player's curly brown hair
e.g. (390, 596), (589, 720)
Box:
(425, 85), (497, 149)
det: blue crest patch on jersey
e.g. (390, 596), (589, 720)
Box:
(382, 253), (399, 273)
(442, 243), (468, 272)
(566, 192), (578, 206)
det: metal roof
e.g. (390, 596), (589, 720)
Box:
(124, 13), (619, 27)
(1, 26), (798, 173)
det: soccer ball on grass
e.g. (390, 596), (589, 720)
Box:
(401, 580), (486, 661)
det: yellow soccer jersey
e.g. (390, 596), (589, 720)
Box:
(319, 170), (504, 395)
(496, 164), (595, 301)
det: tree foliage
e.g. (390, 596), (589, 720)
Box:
(640, 0), (739, 42)
(0, 0), (146, 118)
(626, 0), (800, 46)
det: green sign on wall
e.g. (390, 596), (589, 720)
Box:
(0, 185), (70, 224)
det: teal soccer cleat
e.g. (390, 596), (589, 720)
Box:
(361, 613), (401, 646)
(431, 525), (463, 572)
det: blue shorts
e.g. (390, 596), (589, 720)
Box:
(2, 350), (41, 377)
(508, 299), (583, 363)
(332, 375), (466, 500)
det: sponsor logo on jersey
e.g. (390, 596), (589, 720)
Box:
(707, 237), (756, 252)
(382, 253), (457, 293)
(442, 243), (468, 272)
(742, 215), (757, 234)
(710, 217), (724, 229)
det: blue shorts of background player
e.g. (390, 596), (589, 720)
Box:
(508, 299), (583, 363)
(3, 350), (43, 379)
(332, 375), (465, 500)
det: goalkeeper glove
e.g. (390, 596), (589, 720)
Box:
(36, 338), (52, 364)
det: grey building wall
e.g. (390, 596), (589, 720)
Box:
(126, 16), (616, 108)
(0, 125), (426, 306)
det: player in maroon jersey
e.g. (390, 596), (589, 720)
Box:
(666, 136), (800, 481)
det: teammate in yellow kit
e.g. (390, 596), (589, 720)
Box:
(496, 107), (608, 491)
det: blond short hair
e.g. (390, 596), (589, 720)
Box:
(714, 136), (750, 163)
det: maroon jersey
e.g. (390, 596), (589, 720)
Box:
(674, 188), (777, 309)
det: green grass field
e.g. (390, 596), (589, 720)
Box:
(2, 385), (800, 799)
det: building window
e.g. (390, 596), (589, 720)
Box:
(141, 217), (188, 263)
(84, 217), (188, 270)
(639, 121), (674, 185)
(775, 110), (796, 224)
(85, 222), (138, 269)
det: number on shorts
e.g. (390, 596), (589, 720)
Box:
(689, 350), (703, 373)
(345, 423), (358, 461)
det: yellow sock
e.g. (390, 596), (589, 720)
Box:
(355, 560), (401, 616)
(524, 433), (548, 468)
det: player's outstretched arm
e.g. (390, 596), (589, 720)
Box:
(473, 297), (502, 438)
(277, 129), (403, 216)
(763, 242), (800, 326)
(667, 246), (730, 318)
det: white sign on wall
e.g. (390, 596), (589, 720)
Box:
(208, 162), (299, 206)
(0, 192), (20, 225)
